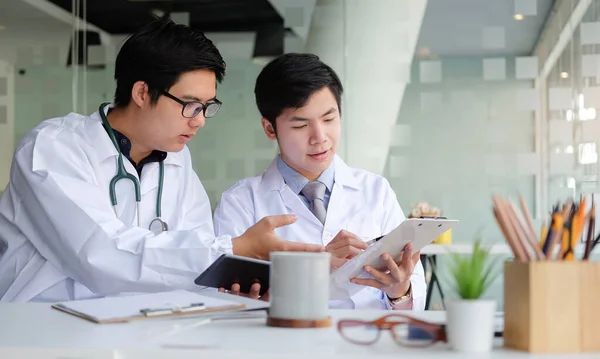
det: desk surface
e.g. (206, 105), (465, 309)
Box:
(421, 243), (512, 254)
(1, 292), (598, 358)
(420, 243), (589, 256)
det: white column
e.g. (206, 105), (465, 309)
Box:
(0, 60), (14, 192)
(305, 0), (427, 174)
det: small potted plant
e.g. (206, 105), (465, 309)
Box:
(444, 239), (499, 352)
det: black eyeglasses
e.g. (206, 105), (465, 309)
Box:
(161, 91), (222, 119)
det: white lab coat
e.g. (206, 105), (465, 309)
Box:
(0, 106), (232, 302)
(213, 156), (426, 310)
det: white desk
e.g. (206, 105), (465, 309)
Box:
(421, 243), (512, 255)
(0, 294), (597, 359)
(420, 243), (588, 255)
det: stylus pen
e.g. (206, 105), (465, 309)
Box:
(366, 236), (384, 246)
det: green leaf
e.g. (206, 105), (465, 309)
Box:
(443, 237), (500, 300)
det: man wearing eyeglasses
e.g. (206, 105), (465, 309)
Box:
(0, 17), (322, 302)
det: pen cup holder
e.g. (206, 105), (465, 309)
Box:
(503, 261), (600, 353)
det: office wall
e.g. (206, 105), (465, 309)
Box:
(186, 60), (278, 208)
(0, 28), (75, 189)
(385, 56), (537, 309)
(13, 65), (113, 145)
(0, 60), (14, 193)
(387, 56), (537, 244)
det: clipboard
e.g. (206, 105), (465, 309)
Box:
(51, 290), (246, 324)
(330, 217), (458, 300)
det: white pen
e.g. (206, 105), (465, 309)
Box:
(140, 302), (206, 316)
(144, 309), (177, 317)
(366, 235), (384, 246)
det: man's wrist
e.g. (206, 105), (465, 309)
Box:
(386, 282), (412, 303)
(231, 236), (248, 257)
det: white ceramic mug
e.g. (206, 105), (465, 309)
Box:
(269, 251), (331, 321)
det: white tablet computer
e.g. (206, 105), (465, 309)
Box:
(330, 217), (458, 300)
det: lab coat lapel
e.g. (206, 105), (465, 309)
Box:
(85, 107), (187, 226)
(86, 105), (119, 163)
(325, 156), (361, 228)
(84, 109), (137, 224)
(325, 182), (349, 229)
(135, 142), (186, 196)
(140, 163), (159, 196)
(112, 159), (139, 225)
(281, 187), (323, 227)
(262, 158), (323, 227)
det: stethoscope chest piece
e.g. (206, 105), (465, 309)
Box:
(149, 218), (168, 235)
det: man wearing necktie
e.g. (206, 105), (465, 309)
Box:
(301, 181), (327, 225)
(213, 53), (426, 311)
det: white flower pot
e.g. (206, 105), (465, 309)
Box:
(446, 299), (496, 352)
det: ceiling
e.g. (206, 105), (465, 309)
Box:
(0, 0), (72, 38)
(416, 0), (557, 57)
(1, 0), (559, 59)
(45, 0), (285, 34)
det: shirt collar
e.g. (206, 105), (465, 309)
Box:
(87, 103), (184, 167)
(107, 125), (167, 161)
(262, 154), (361, 193)
(276, 155), (335, 194)
(106, 125), (167, 174)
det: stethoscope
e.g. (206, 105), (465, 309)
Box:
(99, 103), (168, 235)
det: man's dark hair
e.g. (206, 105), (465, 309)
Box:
(113, 17), (226, 107)
(254, 53), (343, 130)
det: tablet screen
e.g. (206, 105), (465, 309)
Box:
(194, 254), (270, 296)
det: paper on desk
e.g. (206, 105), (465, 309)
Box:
(53, 290), (243, 322)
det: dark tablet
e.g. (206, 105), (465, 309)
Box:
(194, 254), (270, 296)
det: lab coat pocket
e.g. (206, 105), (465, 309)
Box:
(345, 217), (381, 242)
